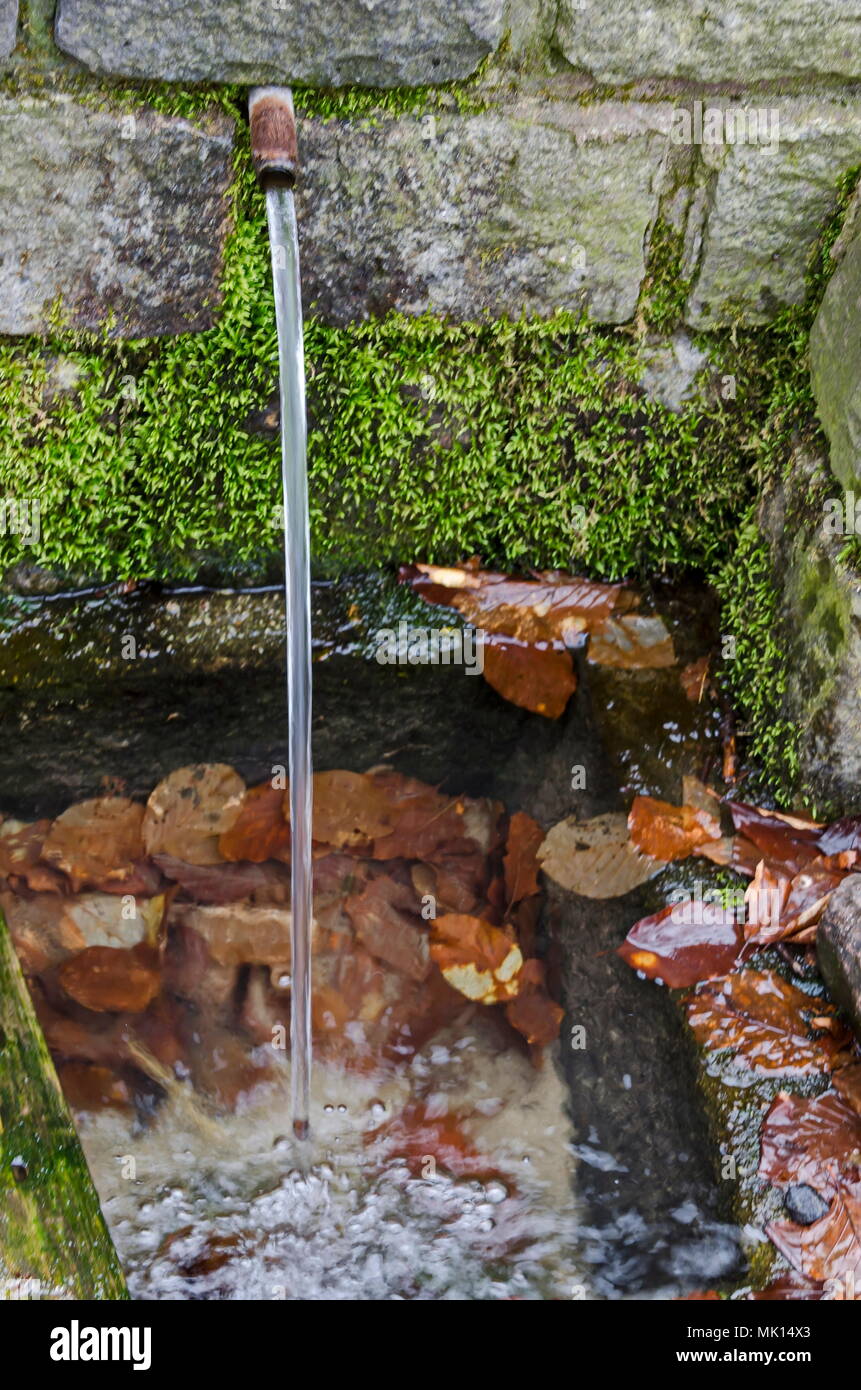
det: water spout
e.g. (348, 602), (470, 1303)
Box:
(252, 86), (313, 1142)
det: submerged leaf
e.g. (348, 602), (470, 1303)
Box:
(218, 781), (291, 863)
(58, 943), (161, 1014)
(41, 797), (145, 889)
(586, 614), (675, 670)
(483, 635), (577, 719)
(538, 813), (661, 899)
(628, 793), (720, 862)
(143, 764), (246, 866)
(504, 811), (545, 906)
(430, 913), (523, 1003)
(759, 1091), (861, 1199)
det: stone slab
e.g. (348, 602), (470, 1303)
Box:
(1, 0), (16, 58)
(0, 95), (234, 337)
(811, 226), (861, 491)
(295, 99), (674, 325)
(556, 0), (861, 85)
(55, 0), (505, 87)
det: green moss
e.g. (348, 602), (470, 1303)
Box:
(639, 217), (693, 333)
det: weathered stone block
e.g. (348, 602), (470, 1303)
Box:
(761, 446), (861, 813)
(810, 229), (861, 492)
(1, 1), (16, 58)
(818, 875), (861, 1037)
(685, 101), (861, 328)
(295, 99), (673, 325)
(0, 95), (234, 337)
(556, 0), (861, 85)
(55, 0), (505, 87)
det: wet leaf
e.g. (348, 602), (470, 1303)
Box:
(345, 875), (431, 982)
(483, 635), (577, 718)
(538, 813), (661, 899)
(504, 811), (545, 906)
(153, 854), (290, 905)
(369, 1101), (501, 1181)
(63, 891), (167, 949)
(399, 562), (630, 644)
(725, 801), (822, 874)
(41, 797), (145, 889)
(834, 1063), (861, 1119)
(618, 900), (743, 987)
(430, 913), (523, 1003)
(748, 1274), (825, 1300)
(170, 903), (298, 967)
(817, 816), (861, 857)
(759, 1091), (861, 1198)
(680, 655), (710, 702)
(767, 1183), (861, 1287)
(686, 970), (840, 1075)
(368, 771), (503, 863)
(143, 764), (246, 866)
(1, 889), (86, 972)
(309, 769), (401, 849)
(218, 781), (291, 863)
(0, 819), (67, 892)
(586, 614), (676, 670)
(58, 1061), (132, 1113)
(628, 792), (721, 862)
(505, 958), (563, 1046)
(58, 943), (161, 1014)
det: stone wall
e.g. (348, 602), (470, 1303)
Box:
(4, 3), (861, 337)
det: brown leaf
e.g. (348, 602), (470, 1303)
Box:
(680, 655), (710, 702)
(143, 764), (246, 865)
(538, 813), (661, 899)
(726, 801), (822, 875)
(628, 793), (720, 862)
(58, 1061), (132, 1113)
(759, 1091), (861, 1198)
(767, 1183), (861, 1287)
(834, 1063), (861, 1119)
(153, 854), (290, 905)
(482, 635), (577, 718)
(367, 771), (503, 863)
(686, 970), (841, 1075)
(748, 1274), (825, 1300)
(1, 890), (86, 972)
(63, 891), (167, 949)
(618, 900), (743, 987)
(587, 614), (676, 670)
(58, 943), (161, 1014)
(399, 562), (630, 644)
(430, 913), (523, 1003)
(309, 769), (400, 849)
(369, 1101), (501, 1181)
(345, 875), (431, 982)
(41, 797), (145, 889)
(504, 811), (545, 906)
(218, 781), (291, 863)
(505, 958), (563, 1045)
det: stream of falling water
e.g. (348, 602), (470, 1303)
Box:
(266, 182), (313, 1139)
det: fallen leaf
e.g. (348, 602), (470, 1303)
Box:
(143, 764), (245, 865)
(748, 1274), (825, 1301)
(218, 781), (291, 862)
(834, 1064), (861, 1119)
(369, 1101), (501, 1181)
(58, 943), (161, 1014)
(505, 959), (563, 1046)
(726, 802), (822, 875)
(767, 1183), (861, 1287)
(538, 813), (661, 898)
(686, 970), (840, 1075)
(58, 1061), (131, 1113)
(483, 635), (577, 718)
(587, 614), (676, 669)
(309, 769), (400, 849)
(41, 797), (145, 889)
(399, 563), (631, 644)
(628, 793), (720, 862)
(504, 811), (545, 906)
(430, 913), (523, 1003)
(759, 1091), (861, 1198)
(0, 819), (67, 893)
(368, 771), (503, 863)
(153, 854), (290, 905)
(345, 875), (431, 982)
(680, 655), (710, 702)
(618, 900), (743, 987)
(63, 891), (167, 949)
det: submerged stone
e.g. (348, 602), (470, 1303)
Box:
(0, 94), (234, 337)
(818, 875), (861, 1037)
(55, 0), (505, 87)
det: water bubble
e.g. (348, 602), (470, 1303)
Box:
(337, 1104), (347, 1114)
(485, 1182), (507, 1204)
(324, 1104), (334, 1113)
(369, 1100), (386, 1118)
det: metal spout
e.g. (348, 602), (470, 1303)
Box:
(249, 86), (299, 187)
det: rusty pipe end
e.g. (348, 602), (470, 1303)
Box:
(249, 86), (298, 188)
